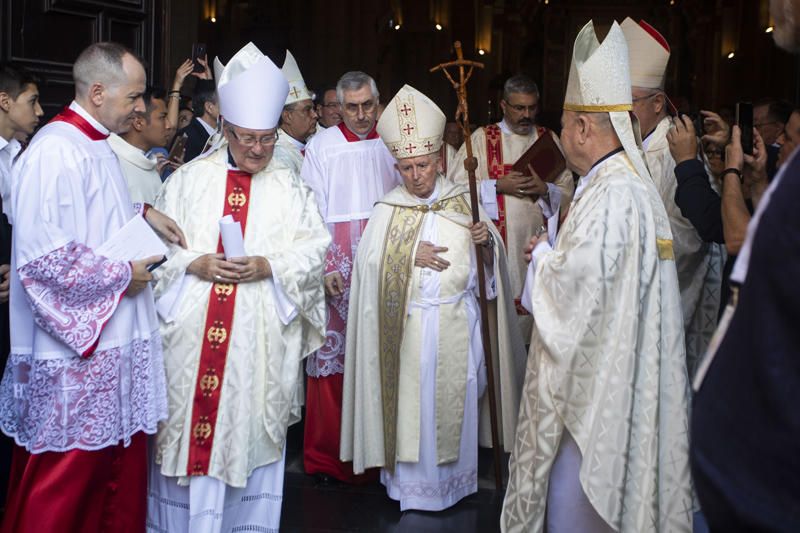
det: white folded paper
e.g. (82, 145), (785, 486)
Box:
(219, 215), (246, 259)
(96, 214), (168, 262)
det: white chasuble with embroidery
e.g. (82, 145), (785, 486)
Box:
(152, 148), (329, 488)
(502, 153), (693, 533)
(340, 177), (526, 476)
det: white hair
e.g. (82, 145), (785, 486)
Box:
(336, 71), (379, 104)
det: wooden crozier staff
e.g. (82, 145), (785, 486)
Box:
(430, 41), (503, 490)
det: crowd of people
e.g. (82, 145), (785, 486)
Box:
(0, 0), (797, 532)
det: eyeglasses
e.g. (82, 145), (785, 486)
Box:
(632, 92), (659, 103)
(504, 101), (538, 113)
(321, 102), (341, 109)
(290, 104), (316, 117)
(227, 127), (279, 147)
(343, 100), (376, 114)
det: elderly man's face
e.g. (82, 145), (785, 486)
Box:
(224, 124), (278, 174)
(777, 110), (800, 167)
(559, 110), (585, 174)
(317, 89), (342, 128)
(771, 0), (800, 51)
(283, 98), (318, 142)
(97, 53), (146, 134)
(341, 85), (377, 136)
(501, 92), (538, 135)
(397, 153), (439, 199)
(631, 88), (666, 138)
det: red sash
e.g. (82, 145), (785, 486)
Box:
(50, 107), (109, 141)
(338, 122), (379, 142)
(187, 169), (253, 476)
(485, 124), (546, 316)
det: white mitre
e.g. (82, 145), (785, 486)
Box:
(563, 20), (651, 184)
(377, 84), (446, 160)
(213, 42), (288, 130)
(621, 17), (670, 90)
(282, 50), (313, 106)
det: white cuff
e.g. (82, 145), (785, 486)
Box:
(270, 274), (298, 325)
(537, 183), (562, 246)
(480, 180), (499, 220)
(520, 241), (553, 314)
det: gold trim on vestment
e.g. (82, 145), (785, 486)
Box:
(376, 192), (472, 472)
(656, 238), (675, 260)
(563, 103), (633, 112)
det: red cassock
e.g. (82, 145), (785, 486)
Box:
(1, 433), (147, 533)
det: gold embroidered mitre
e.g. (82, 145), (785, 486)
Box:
(281, 50), (313, 105)
(377, 84), (446, 160)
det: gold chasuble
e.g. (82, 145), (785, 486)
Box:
(341, 177), (527, 475)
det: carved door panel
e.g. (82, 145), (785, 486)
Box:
(1, 0), (163, 118)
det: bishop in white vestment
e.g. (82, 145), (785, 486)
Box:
(621, 17), (724, 377)
(273, 50), (317, 176)
(341, 85), (526, 511)
(502, 21), (693, 533)
(147, 43), (329, 533)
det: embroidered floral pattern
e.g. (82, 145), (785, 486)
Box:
(307, 220), (367, 378)
(19, 241), (131, 356)
(0, 334), (167, 453)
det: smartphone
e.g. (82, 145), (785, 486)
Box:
(736, 102), (753, 155)
(168, 133), (188, 161)
(693, 114), (705, 136)
(191, 43), (207, 73)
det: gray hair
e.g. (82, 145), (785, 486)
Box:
(502, 74), (539, 101)
(336, 71), (379, 104)
(73, 42), (140, 94)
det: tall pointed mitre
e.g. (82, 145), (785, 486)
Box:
(281, 50), (313, 106)
(377, 84), (446, 160)
(563, 20), (651, 183)
(621, 17), (670, 89)
(213, 42), (288, 130)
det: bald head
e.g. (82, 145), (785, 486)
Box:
(73, 42), (146, 134)
(73, 42), (142, 95)
(558, 110), (620, 175)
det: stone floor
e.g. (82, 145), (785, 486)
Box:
(279, 418), (507, 532)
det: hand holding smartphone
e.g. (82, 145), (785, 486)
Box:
(191, 43), (207, 74)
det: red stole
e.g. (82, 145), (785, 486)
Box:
(187, 169), (253, 476)
(338, 122), (379, 142)
(50, 107), (109, 141)
(485, 123), (546, 316)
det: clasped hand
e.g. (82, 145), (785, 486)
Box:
(496, 169), (547, 198)
(188, 253), (271, 284)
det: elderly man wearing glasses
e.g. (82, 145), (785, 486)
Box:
(147, 43), (330, 532)
(300, 70), (401, 484)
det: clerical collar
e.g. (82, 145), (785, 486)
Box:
(50, 101), (110, 141)
(338, 122), (378, 142)
(280, 128), (305, 150)
(574, 147), (625, 202)
(198, 116), (217, 136)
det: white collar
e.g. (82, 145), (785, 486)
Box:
(69, 101), (110, 135)
(574, 150), (624, 201)
(198, 116), (216, 136)
(279, 128), (306, 150)
(108, 133), (157, 170)
(416, 181), (441, 205)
